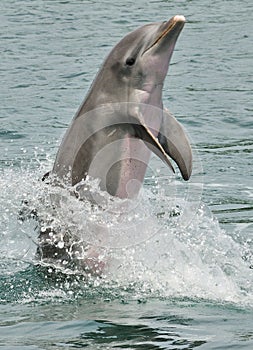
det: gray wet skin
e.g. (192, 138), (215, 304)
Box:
(52, 15), (192, 199)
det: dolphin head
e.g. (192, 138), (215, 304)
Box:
(93, 15), (185, 106)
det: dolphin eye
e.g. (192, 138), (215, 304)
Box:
(125, 57), (136, 66)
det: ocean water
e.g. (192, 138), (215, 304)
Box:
(0, 0), (252, 349)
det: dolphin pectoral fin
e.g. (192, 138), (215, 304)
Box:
(158, 109), (192, 180)
(133, 121), (175, 173)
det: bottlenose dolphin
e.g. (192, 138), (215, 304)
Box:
(36, 16), (192, 271)
(52, 15), (192, 199)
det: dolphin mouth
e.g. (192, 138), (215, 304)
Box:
(156, 15), (185, 44)
(142, 15), (185, 55)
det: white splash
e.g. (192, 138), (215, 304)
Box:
(0, 161), (252, 306)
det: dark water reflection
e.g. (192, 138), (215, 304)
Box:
(76, 320), (206, 349)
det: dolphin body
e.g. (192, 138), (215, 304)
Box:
(52, 15), (192, 199)
(37, 16), (192, 271)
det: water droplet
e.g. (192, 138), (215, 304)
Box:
(58, 241), (64, 249)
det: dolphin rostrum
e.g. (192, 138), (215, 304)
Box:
(52, 15), (192, 199)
